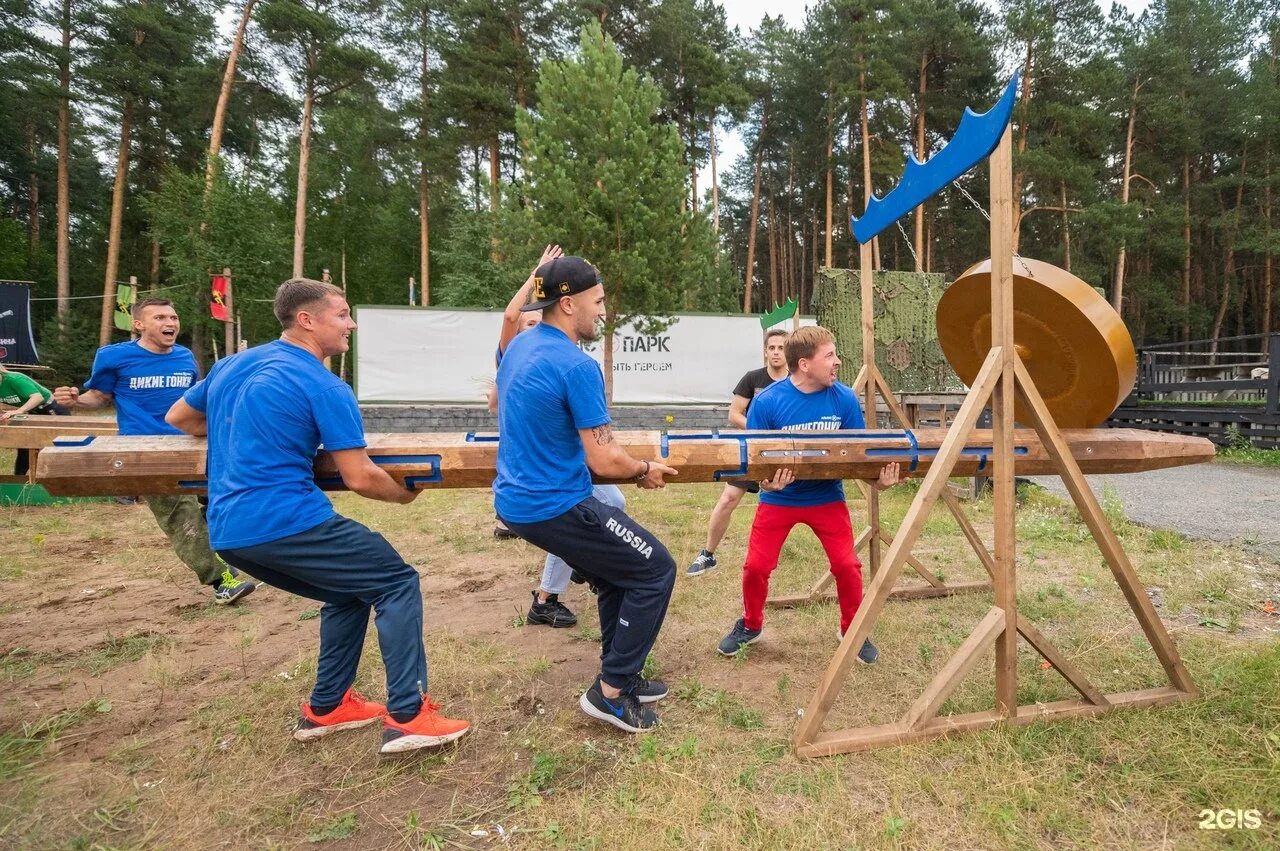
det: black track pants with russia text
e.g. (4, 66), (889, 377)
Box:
(502, 495), (676, 690)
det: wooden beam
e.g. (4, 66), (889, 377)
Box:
(1016, 615), (1109, 707)
(1014, 355), (1197, 695)
(989, 126), (1018, 718)
(940, 488), (997, 579)
(901, 606), (1005, 729)
(796, 687), (1191, 758)
(35, 427), (1216, 497)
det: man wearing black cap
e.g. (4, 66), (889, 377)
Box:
(493, 255), (679, 734)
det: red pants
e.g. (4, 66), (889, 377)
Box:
(741, 501), (863, 632)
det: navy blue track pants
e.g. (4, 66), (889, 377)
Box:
(219, 515), (428, 717)
(502, 495), (676, 690)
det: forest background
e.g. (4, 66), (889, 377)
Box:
(1, 0), (1277, 383)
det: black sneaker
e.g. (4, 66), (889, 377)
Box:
(213, 568), (255, 605)
(623, 674), (669, 704)
(493, 525), (520, 541)
(526, 592), (577, 628)
(686, 549), (717, 577)
(717, 618), (762, 656)
(579, 681), (659, 733)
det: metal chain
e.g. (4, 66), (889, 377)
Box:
(894, 219), (922, 271)
(953, 174), (1034, 278)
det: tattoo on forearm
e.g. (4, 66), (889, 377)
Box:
(591, 424), (615, 446)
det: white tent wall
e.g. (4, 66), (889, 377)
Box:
(353, 307), (814, 404)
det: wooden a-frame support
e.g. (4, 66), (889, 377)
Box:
(765, 213), (990, 609)
(791, 128), (1197, 757)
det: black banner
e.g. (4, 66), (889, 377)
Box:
(0, 282), (39, 364)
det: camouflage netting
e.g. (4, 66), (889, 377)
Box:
(813, 268), (962, 393)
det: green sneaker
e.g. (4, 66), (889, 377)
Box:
(213, 568), (255, 605)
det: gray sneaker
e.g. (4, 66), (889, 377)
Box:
(687, 550), (717, 577)
(717, 618), (762, 656)
(837, 627), (880, 664)
(213, 568), (255, 605)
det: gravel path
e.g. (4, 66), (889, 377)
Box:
(1029, 461), (1280, 562)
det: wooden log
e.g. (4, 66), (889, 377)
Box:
(0, 416), (118, 449)
(34, 427), (1216, 497)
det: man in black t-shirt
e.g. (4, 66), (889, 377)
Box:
(687, 328), (790, 577)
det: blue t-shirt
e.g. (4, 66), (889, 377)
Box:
(746, 377), (865, 507)
(493, 323), (610, 524)
(84, 341), (198, 435)
(182, 340), (367, 550)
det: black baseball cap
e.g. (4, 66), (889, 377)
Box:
(521, 256), (603, 311)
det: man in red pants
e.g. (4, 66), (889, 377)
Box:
(716, 325), (900, 661)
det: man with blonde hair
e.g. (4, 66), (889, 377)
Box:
(166, 278), (469, 755)
(716, 325), (900, 660)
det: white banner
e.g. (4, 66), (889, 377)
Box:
(353, 306), (814, 404)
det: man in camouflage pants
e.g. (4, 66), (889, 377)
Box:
(54, 299), (255, 604)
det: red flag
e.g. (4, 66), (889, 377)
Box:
(210, 275), (229, 321)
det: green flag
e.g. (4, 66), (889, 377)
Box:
(114, 284), (136, 331)
(759, 298), (798, 329)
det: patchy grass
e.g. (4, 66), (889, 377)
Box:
(0, 483), (1276, 848)
(1219, 446), (1280, 467)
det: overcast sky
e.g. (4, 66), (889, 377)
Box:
(703, 0), (1152, 188)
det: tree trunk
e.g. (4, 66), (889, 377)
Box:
(205, 0), (256, 197)
(913, 50), (927, 272)
(824, 89), (834, 266)
(1012, 36), (1034, 253)
(603, 331), (614, 403)
(925, 210), (933, 273)
(1181, 155), (1191, 341)
(1114, 75), (1139, 313)
(27, 121), (39, 270)
(419, 4), (431, 304)
(786, 155), (795, 300)
(149, 238), (160, 291)
(292, 86), (315, 278)
(710, 112), (719, 236)
(55, 0), (71, 326)
(689, 122), (698, 213)
(742, 100), (768, 313)
(99, 98), (133, 347)
(1265, 150), (1273, 349)
(1060, 181), (1071, 272)
(1210, 154), (1248, 354)
(859, 71), (879, 269)
(489, 137), (500, 213)
(767, 193), (778, 308)
(846, 118), (855, 266)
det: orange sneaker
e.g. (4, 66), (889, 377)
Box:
(379, 697), (470, 754)
(292, 689), (387, 741)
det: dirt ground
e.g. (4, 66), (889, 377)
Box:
(2, 483), (1278, 849)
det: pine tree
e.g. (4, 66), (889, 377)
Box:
(514, 21), (712, 396)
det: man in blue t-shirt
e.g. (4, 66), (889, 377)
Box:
(716, 325), (901, 662)
(165, 278), (469, 755)
(488, 244), (628, 631)
(494, 255), (678, 734)
(54, 298), (253, 604)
